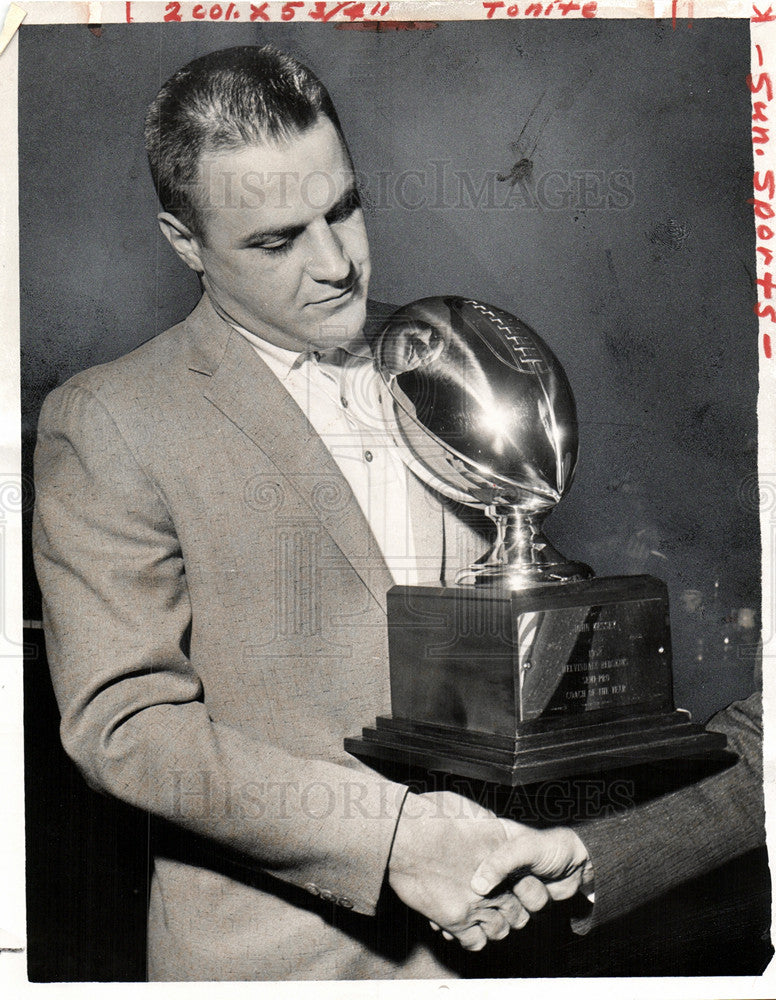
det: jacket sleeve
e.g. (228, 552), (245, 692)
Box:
(33, 379), (407, 916)
(572, 691), (765, 932)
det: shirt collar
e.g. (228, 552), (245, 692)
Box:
(207, 292), (372, 381)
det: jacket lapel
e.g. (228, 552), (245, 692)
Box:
(184, 296), (395, 611)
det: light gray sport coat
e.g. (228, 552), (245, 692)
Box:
(33, 294), (485, 981)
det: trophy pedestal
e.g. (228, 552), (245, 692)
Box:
(344, 710), (726, 786)
(345, 575), (728, 785)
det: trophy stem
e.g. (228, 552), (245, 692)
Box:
(455, 504), (593, 590)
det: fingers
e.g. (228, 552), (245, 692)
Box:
(476, 906), (511, 942)
(453, 906), (517, 950)
(488, 892), (530, 929)
(513, 875), (550, 913)
(454, 923), (488, 951)
(431, 896), (531, 947)
(470, 835), (533, 895)
(545, 874), (583, 901)
(471, 825), (592, 903)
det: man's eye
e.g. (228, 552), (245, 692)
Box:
(257, 238), (294, 254)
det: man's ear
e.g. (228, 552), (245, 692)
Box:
(157, 212), (205, 273)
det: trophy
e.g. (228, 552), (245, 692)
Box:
(345, 296), (727, 784)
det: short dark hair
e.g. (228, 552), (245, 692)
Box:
(144, 45), (345, 236)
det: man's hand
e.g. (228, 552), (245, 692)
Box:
(388, 791), (533, 951)
(470, 825), (595, 914)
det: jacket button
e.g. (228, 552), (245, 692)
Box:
(305, 883), (320, 896)
(339, 896), (354, 909)
(319, 889), (335, 902)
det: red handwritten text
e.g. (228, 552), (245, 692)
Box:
(749, 36), (775, 358)
(130, 1), (391, 21)
(482, 1), (597, 16)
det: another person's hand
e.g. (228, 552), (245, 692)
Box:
(387, 791), (535, 950)
(470, 825), (595, 914)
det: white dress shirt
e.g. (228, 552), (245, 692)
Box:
(214, 303), (418, 586)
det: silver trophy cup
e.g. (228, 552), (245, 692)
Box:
(345, 296), (728, 785)
(374, 295), (591, 588)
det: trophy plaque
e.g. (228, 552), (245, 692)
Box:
(344, 296), (727, 785)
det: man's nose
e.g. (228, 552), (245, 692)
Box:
(306, 220), (352, 284)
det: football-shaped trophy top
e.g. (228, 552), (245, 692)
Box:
(375, 296), (592, 587)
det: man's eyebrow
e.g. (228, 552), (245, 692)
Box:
(236, 184), (360, 248)
(324, 184), (361, 222)
(237, 222), (306, 248)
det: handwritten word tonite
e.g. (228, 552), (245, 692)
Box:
(482, 2), (597, 16)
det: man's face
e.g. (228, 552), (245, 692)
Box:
(185, 117), (371, 352)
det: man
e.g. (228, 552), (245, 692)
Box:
(33, 44), (536, 981)
(468, 691), (765, 934)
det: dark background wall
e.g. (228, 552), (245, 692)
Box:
(20, 18), (760, 721)
(18, 17), (765, 980)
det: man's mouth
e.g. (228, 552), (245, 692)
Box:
(310, 269), (362, 306)
(316, 286), (353, 305)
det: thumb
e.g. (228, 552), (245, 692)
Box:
(470, 836), (535, 896)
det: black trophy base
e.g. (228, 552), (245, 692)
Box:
(344, 710), (729, 787)
(345, 575), (731, 785)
